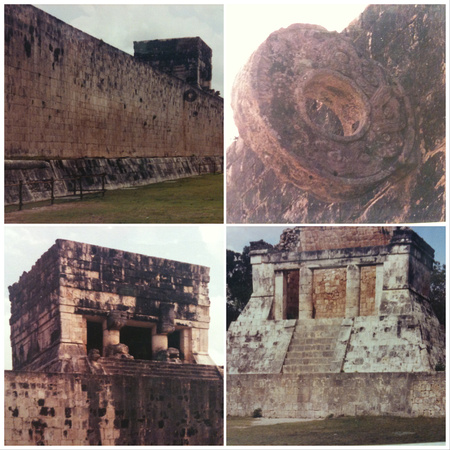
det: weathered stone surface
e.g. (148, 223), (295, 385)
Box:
(227, 227), (445, 417)
(227, 4), (445, 223)
(6, 240), (223, 445)
(4, 156), (223, 205)
(4, 370), (223, 445)
(227, 372), (445, 418)
(8, 239), (213, 372)
(227, 227), (445, 374)
(134, 37), (214, 92)
(4, 5), (223, 161)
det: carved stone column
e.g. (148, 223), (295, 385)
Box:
(273, 271), (284, 320)
(103, 311), (126, 353)
(152, 303), (176, 358)
(299, 267), (313, 319)
(345, 264), (361, 317)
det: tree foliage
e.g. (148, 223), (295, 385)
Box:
(226, 247), (252, 329)
(429, 262), (446, 325)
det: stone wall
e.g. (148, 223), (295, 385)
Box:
(4, 156), (223, 206)
(227, 372), (445, 418)
(4, 5), (223, 160)
(5, 370), (223, 445)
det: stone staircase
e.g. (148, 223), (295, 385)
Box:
(282, 318), (349, 374)
(90, 357), (222, 381)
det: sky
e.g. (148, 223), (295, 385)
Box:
(35, 4), (224, 95)
(227, 226), (447, 267)
(3, 225), (225, 369)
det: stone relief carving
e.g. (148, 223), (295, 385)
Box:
(232, 24), (416, 203)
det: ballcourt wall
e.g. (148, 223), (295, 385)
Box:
(227, 372), (445, 418)
(5, 371), (223, 445)
(4, 5), (223, 160)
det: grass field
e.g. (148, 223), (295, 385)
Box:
(5, 174), (223, 223)
(226, 416), (446, 446)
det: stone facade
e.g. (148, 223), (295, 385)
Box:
(5, 370), (223, 446)
(227, 4), (445, 223)
(5, 240), (223, 445)
(134, 37), (214, 92)
(227, 227), (445, 418)
(4, 5), (223, 203)
(4, 5), (223, 160)
(227, 372), (445, 419)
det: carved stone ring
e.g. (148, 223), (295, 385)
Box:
(232, 24), (416, 202)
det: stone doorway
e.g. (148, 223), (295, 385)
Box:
(86, 320), (103, 356)
(120, 326), (153, 360)
(284, 270), (299, 319)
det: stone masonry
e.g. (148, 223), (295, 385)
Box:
(227, 5), (445, 223)
(4, 5), (223, 204)
(4, 5), (223, 160)
(5, 240), (223, 445)
(227, 227), (445, 418)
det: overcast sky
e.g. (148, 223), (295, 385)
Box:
(3, 225), (225, 369)
(35, 4), (224, 94)
(227, 226), (447, 267)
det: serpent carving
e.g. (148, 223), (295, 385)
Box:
(232, 24), (416, 202)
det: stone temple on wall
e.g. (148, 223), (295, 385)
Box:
(227, 227), (445, 418)
(4, 240), (223, 446)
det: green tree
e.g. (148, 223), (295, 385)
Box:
(227, 246), (252, 329)
(429, 262), (446, 325)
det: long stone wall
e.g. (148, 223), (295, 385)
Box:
(227, 372), (445, 419)
(5, 370), (223, 446)
(4, 5), (223, 160)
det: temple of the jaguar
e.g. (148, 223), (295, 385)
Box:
(5, 240), (223, 446)
(227, 227), (445, 418)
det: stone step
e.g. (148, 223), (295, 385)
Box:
(96, 358), (222, 380)
(288, 341), (335, 350)
(288, 344), (334, 352)
(282, 364), (336, 374)
(284, 350), (335, 360)
(281, 322), (343, 374)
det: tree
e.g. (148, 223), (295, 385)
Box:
(226, 246), (252, 329)
(429, 262), (445, 325)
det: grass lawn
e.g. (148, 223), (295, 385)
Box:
(5, 174), (223, 223)
(226, 415), (446, 446)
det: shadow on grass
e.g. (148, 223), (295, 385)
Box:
(226, 415), (446, 446)
(5, 174), (223, 224)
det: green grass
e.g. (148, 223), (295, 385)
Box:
(5, 174), (223, 223)
(226, 415), (446, 446)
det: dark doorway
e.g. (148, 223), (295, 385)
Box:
(168, 330), (183, 359)
(285, 270), (299, 319)
(120, 326), (152, 360)
(87, 321), (103, 356)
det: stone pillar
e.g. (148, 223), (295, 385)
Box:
(103, 325), (120, 350)
(152, 332), (168, 355)
(103, 311), (126, 354)
(299, 267), (313, 319)
(375, 264), (384, 314)
(274, 271), (284, 320)
(346, 264), (361, 317)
